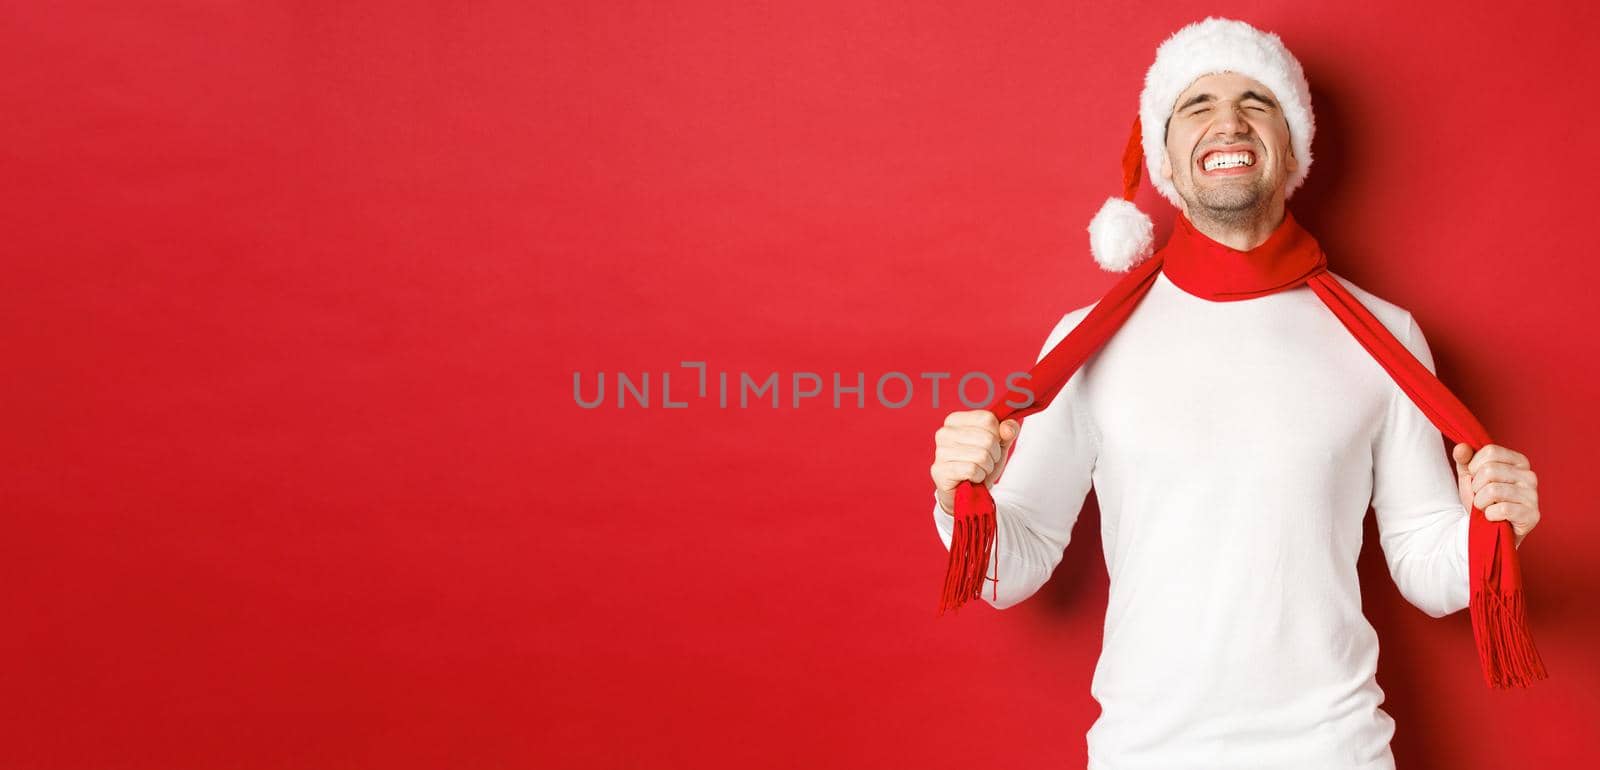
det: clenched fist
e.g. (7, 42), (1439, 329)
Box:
(930, 410), (1021, 516)
(1452, 442), (1541, 550)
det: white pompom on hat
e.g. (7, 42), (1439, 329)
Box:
(1086, 16), (1316, 272)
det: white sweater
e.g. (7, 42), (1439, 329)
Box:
(933, 269), (1470, 770)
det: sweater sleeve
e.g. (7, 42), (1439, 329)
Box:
(1370, 312), (1472, 619)
(932, 305), (1100, 610)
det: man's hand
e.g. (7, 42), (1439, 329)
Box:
(931, 411), (1020, 516)
(1452, 443), (1540, 549)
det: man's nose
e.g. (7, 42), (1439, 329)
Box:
(1212, 102), (1251, 137)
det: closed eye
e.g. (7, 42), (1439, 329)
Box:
(1188, 104), (1269, 116)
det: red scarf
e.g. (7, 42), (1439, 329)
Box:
(939, 208), (1549, 689)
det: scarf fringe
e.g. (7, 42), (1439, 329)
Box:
(937, 485), (998, 614)
(1470, 581), (1550, 689)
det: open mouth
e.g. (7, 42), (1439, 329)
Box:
(1197, 148), (1256, 176)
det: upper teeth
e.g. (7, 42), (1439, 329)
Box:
(1203, 151), (1254, 171)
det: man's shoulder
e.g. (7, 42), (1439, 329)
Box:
(1037, 300), (1100, 359)
(1325, 269), (1416, 338)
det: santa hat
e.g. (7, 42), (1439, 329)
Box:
(1087, 16), (1317, 272)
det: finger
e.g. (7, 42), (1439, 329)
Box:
(934, 444), (985, 467)
(936, 445), (995, 474)
(944, 410), (999, 430)
(934, 426), (984, 453)
(1473, 480), (1535, 509)
(1468, 443), (1530, 475)
(945, 424), (1002, 448)
(1452, 442), (1474, 469)
(1469, 463), (1537, 494)
(979, 435), (1003, 468)
(1483, 501), (1537, 527)
(933, 460), (987, 489)
(998, 419), (1020, 445)
(961, 462), (988, 485)
(944, 427), (1005, 466)
(1473, 481), (1536, 512)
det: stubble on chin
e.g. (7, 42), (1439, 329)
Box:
(1184, 177), (1272, 228)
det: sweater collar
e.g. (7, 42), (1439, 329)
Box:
(1159, 208), (1328, 301)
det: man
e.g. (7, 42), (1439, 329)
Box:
(927, 17), (1542, 769)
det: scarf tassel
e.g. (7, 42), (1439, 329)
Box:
(938, 482), (999, 614)
(1472, 583), (1547, 688)
(1469, 519), (1549, 688)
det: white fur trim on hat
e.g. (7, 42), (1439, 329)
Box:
(1139, 17), (1315, 210)
(1087, 196), (1154, 272)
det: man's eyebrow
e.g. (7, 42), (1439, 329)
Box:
(1176, 90), (1278, 112)
(1176, 93), (1215, 112)
(1241, 90), (1278, 108)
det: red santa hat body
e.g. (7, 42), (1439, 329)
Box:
(1088, 16), (1317, 271)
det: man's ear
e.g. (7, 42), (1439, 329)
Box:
(1161, 155), (1172, 182)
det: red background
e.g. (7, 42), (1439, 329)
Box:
(5, 2), (1597, 768)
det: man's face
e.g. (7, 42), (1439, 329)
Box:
(1161, 72), (1297, 226)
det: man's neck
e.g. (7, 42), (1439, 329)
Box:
(1185, 201), (1287, 251)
